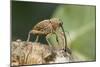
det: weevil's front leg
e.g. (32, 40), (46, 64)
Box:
(54, 32), (60, 46)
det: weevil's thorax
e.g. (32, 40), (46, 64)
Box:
(50, 18), (61, 31)
(51, 22), (60, 31)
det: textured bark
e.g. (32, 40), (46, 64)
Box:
(11, 39), (73, 66)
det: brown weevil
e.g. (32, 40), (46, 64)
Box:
(26, 18), (71, 54)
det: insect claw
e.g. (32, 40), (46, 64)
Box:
(65, 48), (71, 55)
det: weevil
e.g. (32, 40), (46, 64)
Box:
(26, 18), (71, 54)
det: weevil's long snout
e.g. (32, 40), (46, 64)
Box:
(59, 22), (71, 54)
(26, 30), (33, 42)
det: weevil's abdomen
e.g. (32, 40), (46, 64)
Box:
(33, 20), (49, 30)
(32, 20), (53, 35)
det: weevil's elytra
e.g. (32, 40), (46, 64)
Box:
(26, 18), (71, 54)
(33, 20), (53, 35)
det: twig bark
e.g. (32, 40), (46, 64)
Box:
(11, 39), (73, 66)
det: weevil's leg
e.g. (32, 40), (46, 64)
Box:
(54, 32), (60, 46)
(46, 33), (53, 47)
(35, 35), (39, 42)
(30, 30), (42, 42)
(27, 30), (32, 42)
(57, 31), (64, 49)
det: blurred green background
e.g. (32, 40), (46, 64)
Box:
(12, 1), (96, 62)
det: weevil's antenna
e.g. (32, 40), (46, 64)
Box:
(59, 20), (71, 54)
(66, 31), (72, 44)
(26, 30), (32, 42)
(66, 31), (72, 53)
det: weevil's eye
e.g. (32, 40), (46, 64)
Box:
(58, 19), (63, 26)
(50, 18), (63, 25)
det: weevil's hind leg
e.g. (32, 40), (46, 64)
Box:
(35, 35), (39, 42)
(27, 31), (32, 42)
(46, 33), (52, 47)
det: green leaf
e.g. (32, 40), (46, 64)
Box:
(50, 5), (96, 61)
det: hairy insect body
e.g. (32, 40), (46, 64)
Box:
(32, 19), (60, 35)
(32, 20), (53, 35)
(27, 18), (71, 55)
